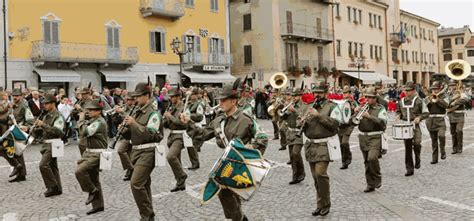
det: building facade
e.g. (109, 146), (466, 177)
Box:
(229, 0), (334, 89)
(2, 0), (232, 94)
(465, 36), (474, 73)
(438, 25), (472, 73)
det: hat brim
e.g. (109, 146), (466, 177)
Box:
(312, 89), (327, 93)
(366, 94), (376, 97)
(131, 91), (148, 97)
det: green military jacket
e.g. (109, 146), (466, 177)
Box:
(12, 101), (34, 126)
(78, 116), (108, 150)
(34, 109), (65, 140)
(396, 95), (429, 122)
(189, 109), (268, 154)
(358, 103), (387, 133)
(163, 102), (186, 147)
(303, 99), (340, 139)
(447, 92), (469, 123)
(282, 100), (304, 146)
(238, 97), (255, 117)
(425, 94), (448, 131)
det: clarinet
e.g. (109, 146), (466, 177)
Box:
(109, 105), (139, 149)
(25, 109), (46, 145)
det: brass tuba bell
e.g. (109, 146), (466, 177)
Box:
(445, 59), (471, 81)
(269, 72), (288, 89)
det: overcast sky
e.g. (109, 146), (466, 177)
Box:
(399, 0), (474, 29)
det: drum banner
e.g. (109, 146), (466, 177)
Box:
(0, 125), (29, 158)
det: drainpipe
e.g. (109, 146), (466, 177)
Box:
(330, 3), (336, 84)
(383, 5), (389, 79)
(2, 0), (7, 90)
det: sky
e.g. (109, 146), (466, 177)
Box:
(399, 0), (474, 29)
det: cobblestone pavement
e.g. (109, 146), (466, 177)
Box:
(1, 111), (474, 220)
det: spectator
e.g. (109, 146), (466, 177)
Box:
(28, 90), (43, 117)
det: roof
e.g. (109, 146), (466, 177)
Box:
(438, 26), (472, 37)
(400, 9), (440, 27)
(466, 36), (474, 48)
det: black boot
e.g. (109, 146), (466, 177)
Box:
(8, 175), (26, 183)
(44, 186), (62, 197)
(86, 188), (98, 205)
(86, 207), (104, 215)
(123, 169), (133, 181)
(9, 164), (23, 177)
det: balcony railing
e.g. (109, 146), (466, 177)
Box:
(31, 41), (139, 65)
(390, 33), (403, 47)
(182, 52), (233, 66)
(282, 59), (335, 73)
(280, 23), (334, 44)
(140, 0), (185, 19)
(442, 45), (452, 51)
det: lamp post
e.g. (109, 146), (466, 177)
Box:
(170, 37), (194, 74)
(355, 58), (365, 88)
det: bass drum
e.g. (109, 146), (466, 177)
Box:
(331, 100), (352, 124)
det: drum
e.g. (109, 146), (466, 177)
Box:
(332, 100), (352, 124)
(202, 139), (270, 203)
(392, 123), (414, 140)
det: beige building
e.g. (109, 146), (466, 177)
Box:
(333, 0), (396, 86)
(438, 26), (472, 73)
(465, 36), (474, 73)
(391, 10), (440, 87)
(229, 0), (334, 89)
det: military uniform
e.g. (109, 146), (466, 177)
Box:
(268, 91), (282, 139)
(0, 99), (23, 180)
(338, 86), (356, 170)
(124, 82), (163, 220)
(396, 81), (428, 176)
(33, 94), (66, 197)
(163, 87), (188, 192)
(375, 81), (388, 109)
(282, 89), (306, 184)
(424, 82), (448, 163)
(116, 93), (136, 181)
(277, 91), (290, 152)
(74, 88), (93, 156)
(75, 99), (108, 215)
(184, 90), (204, 169)
(301, 84), (339, 217)
(358, 87), (387, 192)
(447, 81), (469, 154)
(186, 83), (268, 221)
(238, 90), (255, 117)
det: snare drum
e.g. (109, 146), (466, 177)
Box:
(392, 123), (414, 140)
(331, 100), (352, 124)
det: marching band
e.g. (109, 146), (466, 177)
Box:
(0, 60), (472, 220)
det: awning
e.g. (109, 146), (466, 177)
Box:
(342, 71), (396, 84)
(181, 71), (235, 83)
(34, 69), (81, 82)
(98, 70), (137, 82)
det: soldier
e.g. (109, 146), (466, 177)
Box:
(32, 94), (65, 197)
(374, 81), (388, 109)
(75, 99), (107, 215)
(357, 87), (387, 192)
(396, 81), (428, 176)
(338, 86), (356, 170)
(0, 96), (23, 181)
(72, 87), (93, 155)
(183, 88), (203, 170)
(115, 92), (136, 181)
(163, 86), (188, 192)
(281, 87), (305, 185)
(447, 80), (469, 154)
(277, 89), (291, 152)
(269, 89), (281, 140)
(425, 81), (448, 163)
(301, 83), (340, 217)
(122, 82), (163, 220)
(238, 86), (255, 117)
(181, 82), (268, 221)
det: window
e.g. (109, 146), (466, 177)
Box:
(347, 6), (351, 21)
(370, 45), (373, 59)
(414, 27), (417, 37)
(107, 27), (120, 48)
(354, 43), (358, 57)
(406, 50), (409, 62)
(378, 15), (381, 28)
(358, 10), (362, 24)
(149, 30), (166, 53)
(420, 52), (423, 63)
(401, 49), (405, 62)
(244, 0), (250, 3)
(244, 45), (252, 64)
(185, 0), (194, 7)
(412, 51), (415, 62)
(285, 42), (298, 68)
(353, 8), (357, 22)
(379, 46), (382, 60)
(443, 39), (452, 49)
(374, 45), (378, 59)
(336, 40), (341, 56)
(373, 14), (377, 27)
(43, 20), (59, 44)
(443, 53), (452, 61)
(335, 4), (340, 17)
(243, 14), (252, 31)
(392, 48), (398, 62)
(457, 53), (463, 59)
(348, 41), (352, 56)
(468, 50), (474, 57)
(369, 13), (372, 26)
(210, 0), (218, 11)
(360, 44), (363, 57)
(455, 37), (464, 45)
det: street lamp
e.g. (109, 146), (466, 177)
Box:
(170, 37), (194, 74)
(355, 58), (365, 88)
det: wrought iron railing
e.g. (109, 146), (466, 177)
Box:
(280, 22), (334, 42)
(182, 52), (233, 66)
(140, 0), (185, 18)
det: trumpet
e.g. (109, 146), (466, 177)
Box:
(352, 103), (369, 125)
(427, 85), (447, 103)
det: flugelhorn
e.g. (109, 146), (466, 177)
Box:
(352, 103), (369, 125)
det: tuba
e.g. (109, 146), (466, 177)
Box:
(269, 72), (288, 89)
(445, 59), (471, 112)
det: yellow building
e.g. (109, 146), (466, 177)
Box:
(4, 0), (232, 94)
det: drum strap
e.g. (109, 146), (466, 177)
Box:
(218, 119), (229, 147)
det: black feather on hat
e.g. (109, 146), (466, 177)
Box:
(300, 81), (304, 91)
(232, 78), (242, 96)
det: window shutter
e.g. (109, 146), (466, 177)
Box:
(160, 32), (166, 52)
(52, 22), (59, 44)
(44, 21), (51, 44)
(182, 35), (187, 52)
(150, 31), (156, 52)
(208, 37), (212, 54)
(215, 0), (218, 11)
(107, 27), (113, 47)
(195, 36), (201, 53)
(113, 28), (120, 48)
(219, 39), (225, 54)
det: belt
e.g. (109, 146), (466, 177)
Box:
(454, 110), (466, 114)
(44, 139), (60, 143)
(288, 128), (301, 132)
(308, 137), (330, 144)
(360, 131), (384, 136)
(86, 148), (106, 153)
(429, 114), (445, 118)
(132, 143), (156, 150)
(170, 130), (185, 134)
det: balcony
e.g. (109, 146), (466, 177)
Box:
(280, 23), (334, 44)
(390, 32), (403, 47)
(442, 46), (452, 52)
(31, 41), (139, 65)
(282, 59), (335, 77)
(182, 52), (233, 67)
(140, 0), (185, 19)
